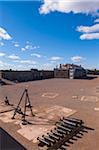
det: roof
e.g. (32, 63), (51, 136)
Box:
(0, 76), (99, 150)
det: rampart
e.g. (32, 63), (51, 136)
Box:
(0, 70), (54, 82)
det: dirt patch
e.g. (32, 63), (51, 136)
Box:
(81, 96), (99, 102)
(42, 92), (59, 99)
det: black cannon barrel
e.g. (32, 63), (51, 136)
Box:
(62, 119), (79, 126)
(63, 117), (83, 124)
(37, 117), (91, 150)
(82, 125), (94, 131)
(75, 134), (82, 138)
(78, 131), (84, 135)
(61, 123), (76, 130)
(58, 121), (76, 129)
(56, 124), (72, 132)
(71, 137), (77, 141)
(66, 140), (74, 144)
(68, 117), (83, 122)
(80, 128), (88, 133)
(42, 135), (55, 143)
(61, 119), (77, 126)
(47, 133), (59, 140)
(62, 120), (77, 126)
(56, 128), (67, 134)
(51, 130), (63, 137)
(37, 137), (51, 146)
(61, 145), (67, 149)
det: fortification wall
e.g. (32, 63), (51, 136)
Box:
(74, 69), (87, 79)
(0, 70), (54, 82)
(40, 70), (54, 79)
(1, 71), (33, 82)
(54, 69), (69, 78)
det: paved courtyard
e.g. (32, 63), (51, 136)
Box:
(0, 76), (99, 150)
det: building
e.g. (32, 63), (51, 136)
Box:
(54, 64), (87, 79)
(0, 64), (87, 83)
(0, 69), (54, 82)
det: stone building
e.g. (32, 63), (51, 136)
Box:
(54, 64), (87, 79)
(0, 64), (87, 83)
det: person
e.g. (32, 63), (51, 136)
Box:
(4, 96), (10, 105)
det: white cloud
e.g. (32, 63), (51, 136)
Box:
(25, 44), (33, 50)
(19, 60), (37, 65)
(13, 64), (37, 70)
(2, 59), (37, 70)
(80, 33), (99, 40)
(0, 41), (4, 46)
(12, 41), (20, 47)
(0, 60), (14, 69)
(77, 23), (99, 40)
(0, 60), (6, 67)
(0, 52), (6, 57)
(21, 42), (40, 51)
(71, 56), (85, 62)
(43, 63), (54, 70)
(50, 56), (62, 61)
(25, 44), (39, 50)
(94, 18), (99, 23)
(0, 27), (12, 40)
(77, 24), (99, 33)
(14, 43), (19, 47)
(31, 53), (41, 58)
(0, 60), (3, 66)
(39, 0), (99, 15)
(32, 46), (40, 49)
(21, 47), (26, 51)
(8, 54), (20, 60)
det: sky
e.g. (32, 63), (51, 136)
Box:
(0, 0), (99, 70)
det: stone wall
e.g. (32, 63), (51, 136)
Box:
(54, 68), (86, 79)
(40, 70), (54, 79)
(0, 66), (86, 82)
(54, 69), (69, 78)
(0, 70), (54, 82)
(1, 71), (33, 82)
(74, 68), (87, 79)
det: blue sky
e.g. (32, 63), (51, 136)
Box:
(0, 0), (99, 70)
